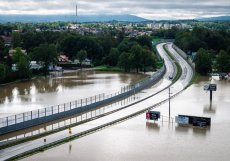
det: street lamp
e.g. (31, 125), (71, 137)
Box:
(169, 87), (173, 119)
(168, 74), (173, 120)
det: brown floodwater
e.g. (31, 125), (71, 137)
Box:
(0, 70), (146, 117)
(22, 76), (230, 161)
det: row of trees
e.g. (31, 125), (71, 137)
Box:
(0, 47), (31, 83)
(194, 48), (230, 75)
(118, 45), (156, 72)
(0, 27), (157, 83)
(151, 26), (230, 75)
(0, 43), (58, 83)
(175, 27), (230, 53)
(174, 27), (230, 75)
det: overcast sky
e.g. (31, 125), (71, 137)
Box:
(0, 0), (230, 20)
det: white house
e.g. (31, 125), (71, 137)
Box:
(82, 58), (92, 66)
(73, 58), (92, 66)
(30, 61), (42, 70)
(12, 61), (43, 71)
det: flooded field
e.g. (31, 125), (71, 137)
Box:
(0, 70), (146, 117)
(22, 77), (230, 161)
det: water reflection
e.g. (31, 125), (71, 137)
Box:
(175, 125), (210, 136)
(203, 102), (216, 114)
(69, 143), (72, 154)
(175, 125), (189, 133)
(193, 127), (210, 136)
(146, 122), (160, 132)
(0, 70), (146, 108)
(0, 92), (141, 142)
(20, 77), (230, 161)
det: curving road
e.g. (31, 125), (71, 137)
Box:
(0, 43), (194, 161)
(156, 43), (176, 80)
(166, 43), (193, 88)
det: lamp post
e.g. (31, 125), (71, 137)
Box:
(168, 75), (173, 120)
(169, 87), (173, 119)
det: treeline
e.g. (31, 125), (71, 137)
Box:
(174, 27), (230, 75)
(0, 29), (157, 83)
(152, 27), (230, 75)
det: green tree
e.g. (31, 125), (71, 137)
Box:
(32, 44), (57, 75)
(12, 47), (25, 63)
(77, 50), (87, 68)
(130, 45), (142, 72)
(118, 52), (131, 72)
(141, 49), (157, 73)
(0, 63), (6, 81)
(0, 38), (4, 61)
(17, 55), (31, 79)
(12, 32), (21, 48)
(137, 36), (152, 49)
(216, 50), (230, 72)
(106, 48), (120, 66)
(12, 48), (31, 79)
(194, 48), (212, 75)
(117, 31), (125, 44)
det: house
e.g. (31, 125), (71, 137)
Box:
(73, 59), (80, 64)
(1, 36), (12, 47)
(73, 58), (92, 66)
(82, 58), (92, 66)
(58, 53), (72, 63)
(48, 65), (63, 71)
(30, 61), (42, 70)
(4, 48), (27, 60)
(11, 61), (43, 71)
(12, 64), (17, 71)
(9, 49), (27, 55)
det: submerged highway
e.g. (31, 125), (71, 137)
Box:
(0, 43), (194, 160)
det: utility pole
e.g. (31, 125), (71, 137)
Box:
(169, 87), (172, 119)
(75, 0), (78, 23)
(169, 87), (171, 118)
(210, 90), (213, 102)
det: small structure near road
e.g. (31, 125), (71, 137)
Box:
(146, 111), (161, 121)
(58, 54), (72, 63)
(176, 115), (211, 128)
(204, 83), (217, 101)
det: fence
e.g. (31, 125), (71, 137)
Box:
(0, 66), (166, 134)
(172, 45), (195, 70)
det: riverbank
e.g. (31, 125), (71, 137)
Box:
(94, 65), (124, 72)
(0, 69), (82, 87)
(0, 75), (41, 87)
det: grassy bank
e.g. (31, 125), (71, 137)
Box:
(173, 62), (182, 83)
(162, 45), (182, 83)
(190, 72), (200, 84)
(94, 65), (124, 72)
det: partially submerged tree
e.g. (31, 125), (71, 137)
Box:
(77, 50), (87, 68)
(216, 50), (230, 73)
(194, 48), (212, 75)
(12, 48), (31, 79)
(0, 63), (6, 82)
(32, 44), (57, 75)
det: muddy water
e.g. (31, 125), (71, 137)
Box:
(22, 77), (230, 161)
(0, 70), (146, 117)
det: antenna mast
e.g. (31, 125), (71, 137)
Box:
(76, 0), (78, 23)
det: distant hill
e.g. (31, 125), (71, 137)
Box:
(0, 14), (148, 23)
(197, 16), (230, 21)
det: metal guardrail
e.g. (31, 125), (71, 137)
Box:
(172, 45), (195, 70)
(0, 66), (166, 134)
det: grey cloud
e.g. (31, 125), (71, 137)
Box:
(0, 0), (229, 19)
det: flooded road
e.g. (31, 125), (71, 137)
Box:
(22, 77), (230, 161)
(0, 70), (146, 117)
